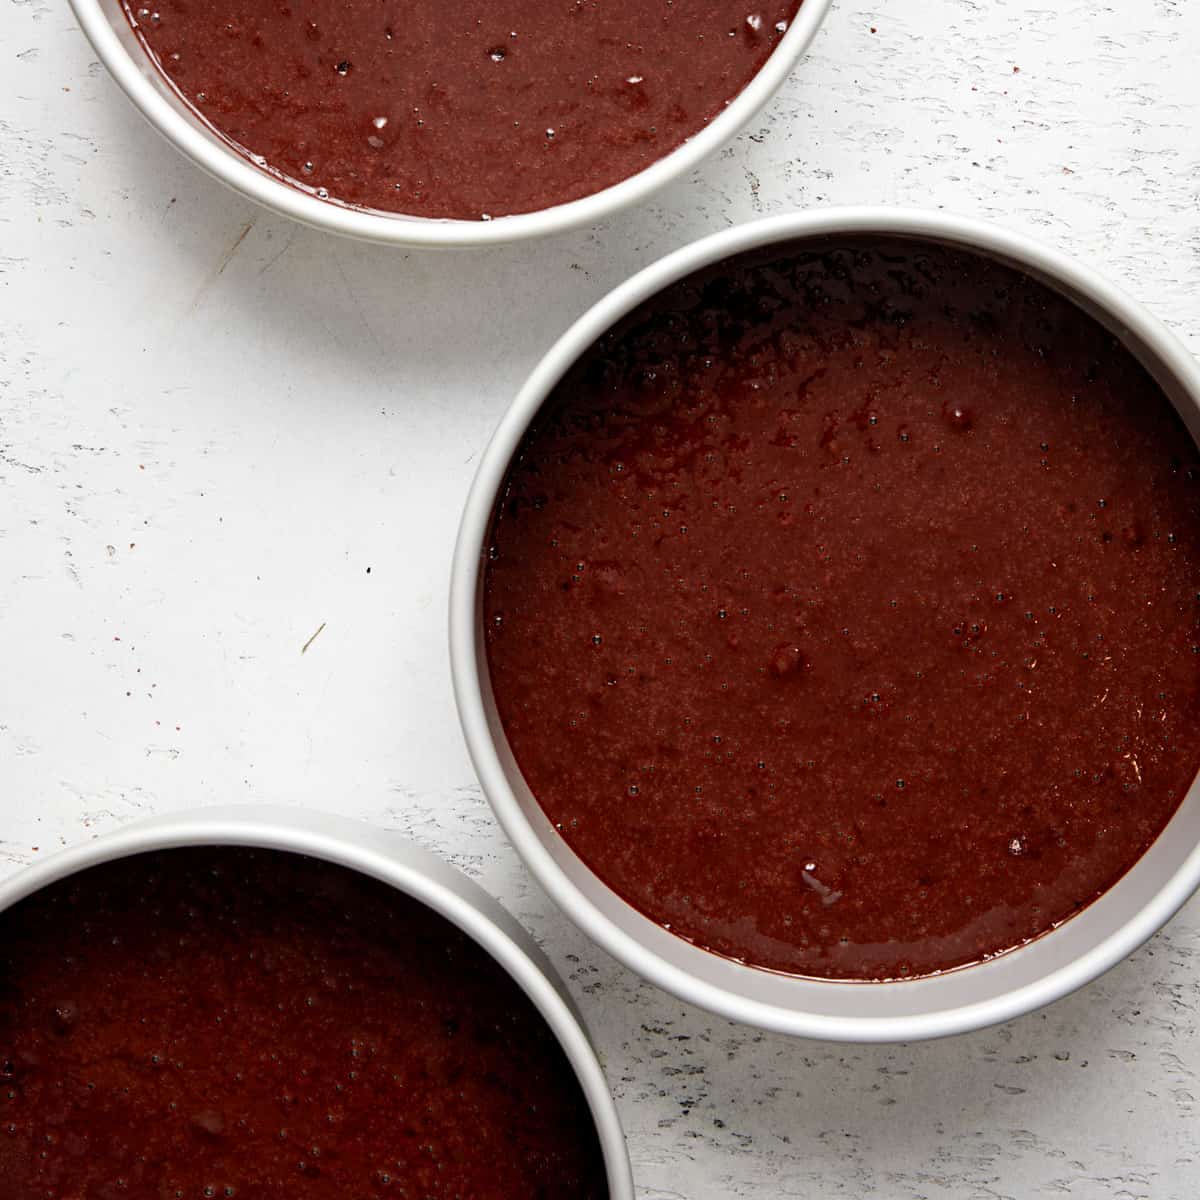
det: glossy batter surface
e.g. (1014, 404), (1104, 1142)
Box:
(0, 849), (607, 1198)
(484, 237), (1200, 981)
(124, 0), (802, 219)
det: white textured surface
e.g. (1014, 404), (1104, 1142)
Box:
(2, 1), (1199, 1196)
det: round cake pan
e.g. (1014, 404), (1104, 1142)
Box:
(450, 207), (1200, 1042)
(0, 804), (635, 1196)
(68, 0), (832, 247)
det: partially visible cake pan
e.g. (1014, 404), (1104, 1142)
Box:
(68, 0), (832, 246)
(0, 804), (634, 1196)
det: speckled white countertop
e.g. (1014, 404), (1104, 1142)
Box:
(2, 0), (1199, 1195)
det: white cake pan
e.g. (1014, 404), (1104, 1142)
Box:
(450, 208), (1200, 1042)
(68, 0), (832, 247)
(0, 804), (635, 1195)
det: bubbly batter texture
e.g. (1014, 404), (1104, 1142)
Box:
(124, 0), (803, 218)
(484, 237), (1200, 981)
(0, 848), (607, 1197)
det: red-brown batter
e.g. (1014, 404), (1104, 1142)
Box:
(123, 0), (802, 219)
(484, 237), (1200, 981)
(0, 848), (607, 1198)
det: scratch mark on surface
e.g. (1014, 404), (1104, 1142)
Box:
(301, 621), (327, 654)
(257, 227), (298, 277)
(0, 450), (43, 475)
(189, 221), (256, 311)
(333, 254), (386, 360)
(216, 221), (255, 277)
